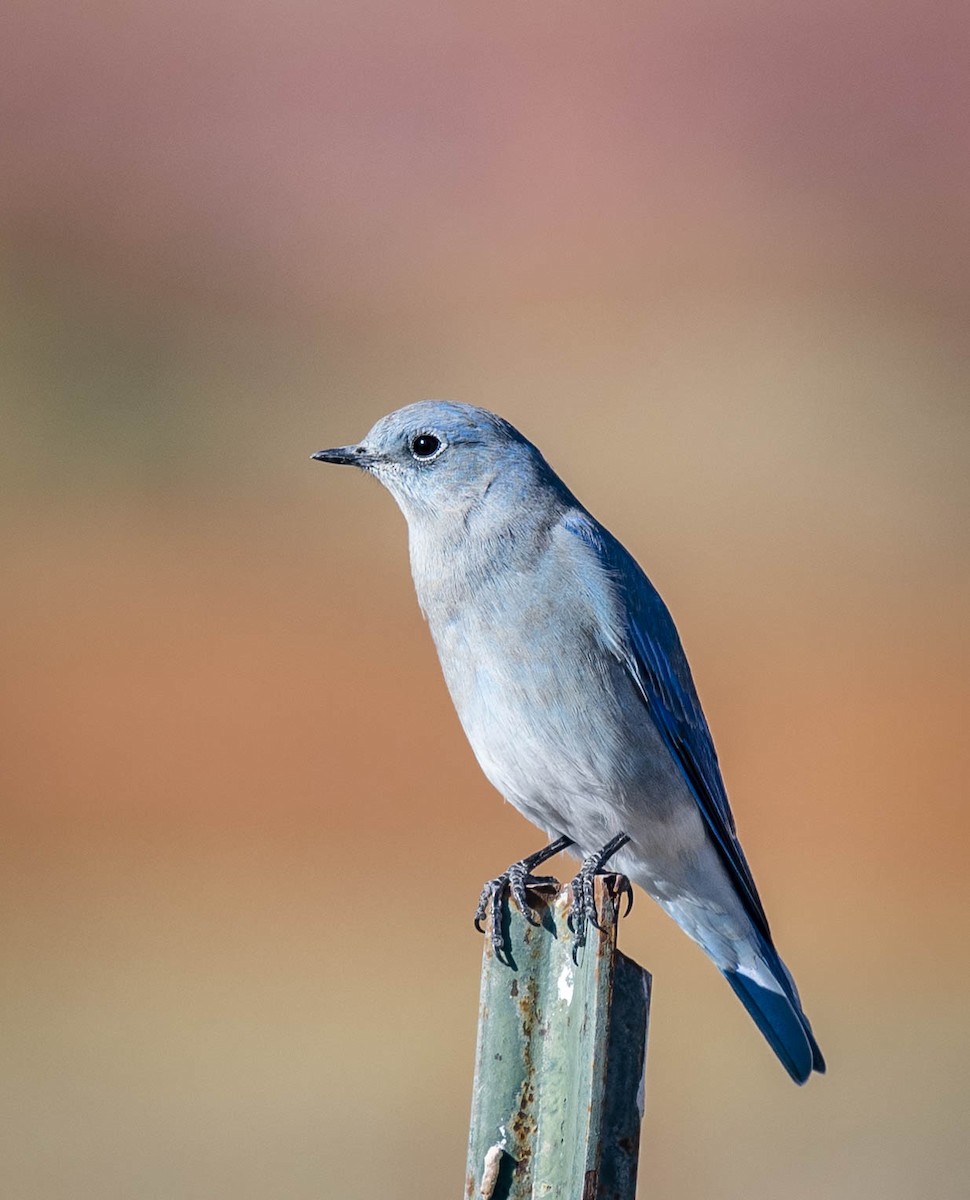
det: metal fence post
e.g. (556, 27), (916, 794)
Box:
(465, 879), (651, 1200)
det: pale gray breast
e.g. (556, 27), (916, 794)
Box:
(414, 518), (673, 824)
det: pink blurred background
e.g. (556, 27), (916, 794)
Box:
(2, 3), (968, 1197)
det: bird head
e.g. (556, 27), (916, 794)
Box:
(312, 400), (557, 523)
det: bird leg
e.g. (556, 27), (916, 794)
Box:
(474, 835), (574, 957)
(568, 832), (633, 955)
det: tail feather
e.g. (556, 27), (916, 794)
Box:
(723, 969), (822, 1083)
(722, 939), (825, 1084)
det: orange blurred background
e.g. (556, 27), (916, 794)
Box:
(2, 3), (968, 1197)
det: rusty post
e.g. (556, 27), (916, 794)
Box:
(464, 879), (651, 1200)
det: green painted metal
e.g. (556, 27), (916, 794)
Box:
(465, 880), (651, 1200)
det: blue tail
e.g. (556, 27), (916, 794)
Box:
(723, 946), (825, 1085)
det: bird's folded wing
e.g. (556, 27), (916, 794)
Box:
(562, 511), (771, 941)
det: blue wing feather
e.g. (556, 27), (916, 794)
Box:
(563, 511), (824, 1080)
(563, 512), (772, 941)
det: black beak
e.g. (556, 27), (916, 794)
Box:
(311, 444), (371, 467)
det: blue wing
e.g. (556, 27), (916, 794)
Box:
(563, 512), (826, 1082)
(563, 512), (772, 941)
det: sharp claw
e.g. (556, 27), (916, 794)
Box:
(619, 877), (634, 917)
(569, 875), (590, 954)
(601, 872), (634, 919)
(473, 879), (500, 933)
(473, 877), (506, 942)
(571, 924), (587, 961)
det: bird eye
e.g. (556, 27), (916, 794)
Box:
(410, 433), (442, 460)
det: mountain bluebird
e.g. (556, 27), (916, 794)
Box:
(312, 401), (824, 1084)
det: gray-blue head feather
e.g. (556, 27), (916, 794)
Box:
(313, 400), (573, 521)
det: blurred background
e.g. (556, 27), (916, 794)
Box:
(2, 2), (968, 1197)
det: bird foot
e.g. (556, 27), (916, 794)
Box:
(473, 835), (573, 961)
(567, 870), (634, 955)
(474, 862), (560, 959)
(567, 833), (633, 957)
